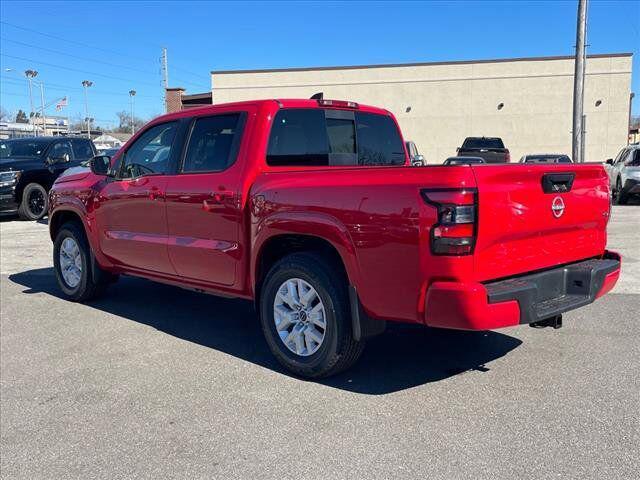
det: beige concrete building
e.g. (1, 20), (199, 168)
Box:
(211, 53), (633, 163)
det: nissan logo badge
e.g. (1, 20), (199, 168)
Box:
(552, 196), (565, 218)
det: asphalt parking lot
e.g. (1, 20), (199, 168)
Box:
(1, 207), (638, 479)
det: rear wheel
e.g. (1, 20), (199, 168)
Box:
(259, 252), (365, 378)
(18, 183), (48, 220)
(53, 221), (114, 301)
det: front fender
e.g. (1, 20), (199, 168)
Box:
(49, 190), (113, 270)
(250, 211), (360, 297)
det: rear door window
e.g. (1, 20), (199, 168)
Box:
(182, 113), (245, 172)
(355, 112), (405, 166)
(267, 109), (329, 166)
(71, 139), (95, 160)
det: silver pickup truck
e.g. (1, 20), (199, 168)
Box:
(605, 144), (640, 204)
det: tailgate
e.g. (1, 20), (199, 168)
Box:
(471, 164), (610, 282)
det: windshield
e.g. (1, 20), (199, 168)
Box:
(0, 140), (49, 159)
(462, 138), (505, 149)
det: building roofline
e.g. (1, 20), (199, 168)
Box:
(211, 52), (633, 75)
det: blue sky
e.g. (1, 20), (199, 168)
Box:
(1, 0), (638, 128)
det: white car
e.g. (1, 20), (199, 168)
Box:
(605, 144), (640, 204)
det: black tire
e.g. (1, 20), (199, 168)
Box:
(259, 252), (365, 378)
(615, 178), (628, 205)
(53, 221), (114, 301)
(18, 183), (48, 220)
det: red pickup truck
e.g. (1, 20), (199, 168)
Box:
(49, 98), (621, 378)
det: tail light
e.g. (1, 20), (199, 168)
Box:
(505, 150), (511, 163)
(421, 188), (478, 255)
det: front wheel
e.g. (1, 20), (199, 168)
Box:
(53, 222), (114, 301)
(18, 183), (48, 220)
(259, 253), (365, 378)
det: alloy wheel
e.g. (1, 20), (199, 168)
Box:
(28, 189), (46, 217)
(273, 278), (327, 356)
(59, 237), (82, 288)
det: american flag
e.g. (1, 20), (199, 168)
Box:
(55, 97), (68, 111)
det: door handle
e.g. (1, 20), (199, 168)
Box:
(149, 187), (165, 201)
(203, 191), (233, 211)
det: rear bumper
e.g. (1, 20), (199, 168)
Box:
(424, 251), (621, 330)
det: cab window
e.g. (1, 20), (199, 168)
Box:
(355, 112), (405, 166)
(71, 139), (94, 160)
(267, 109), (329, 166)
(119, 122), (178, 178)
(266, 108), (404, 167)
(49, 141), (73, 162)
(182, 114), (244, 173)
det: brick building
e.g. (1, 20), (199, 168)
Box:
(165, 88), (212, 112)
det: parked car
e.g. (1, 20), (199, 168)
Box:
(406, 140), (424, 166)
(0, 136), (97, 220)
(48, 98), (620, 378)
(605, 144), (640, 204)
(520, 154), (572, 164)
(457, 137), (510, 163)
(443, 156), (486, 165)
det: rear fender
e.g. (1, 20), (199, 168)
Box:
(250, 211), (360, 297)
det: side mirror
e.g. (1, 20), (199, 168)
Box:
(605, 158), (613, 165)
(90, 155), (113, 176)
(411, 154), (425, 166)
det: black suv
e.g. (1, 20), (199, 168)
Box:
(0, 137), (97, 220)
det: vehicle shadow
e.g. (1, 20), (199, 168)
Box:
(8, 268), (522, 395)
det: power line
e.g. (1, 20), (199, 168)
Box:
(1, 51), (208, 91)
(1, 20), (211, 86)
(1, 37), (159, 76)
(0, 53), (160, 87)
(0, 20), (157, 65)
(0, 75), (160, 99)
(0, 90), (29, 98)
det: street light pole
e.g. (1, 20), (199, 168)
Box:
(129, 90), (137, 134)
(39, 82), (47, 136)
(81, 80), (93, 139)
(24, 70), (38, 135)
(572, 0), (588, 163)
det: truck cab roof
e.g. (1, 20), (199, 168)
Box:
(153, 98), (392, 124)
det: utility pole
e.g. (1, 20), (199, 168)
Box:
(66, 94), (70, 134)
(129, 90), (137, 134)
(39, 82), (47, 136)
(81, 80), (93, 139)
(24, 69), (38, 135)
(572, 0), (588, 162)
(161, 47), (169, 111)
